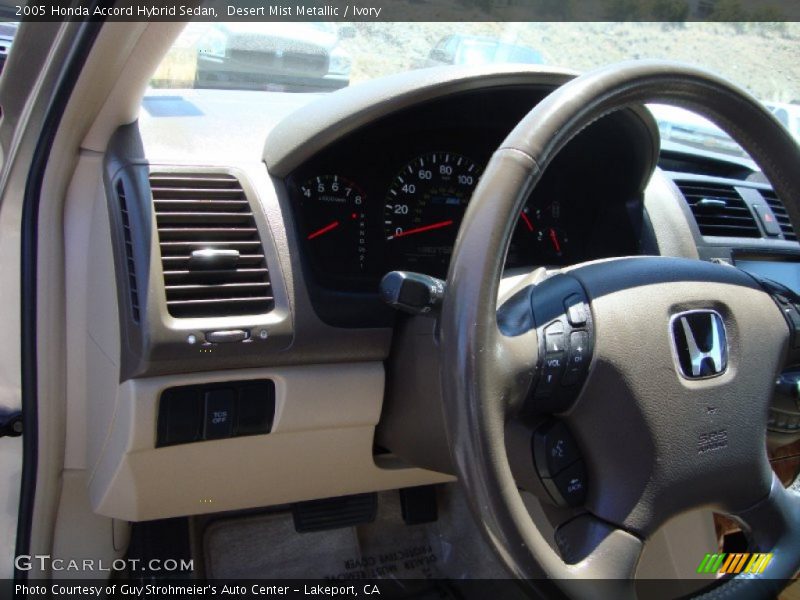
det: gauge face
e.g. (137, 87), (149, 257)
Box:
(508, 199), (571, 266)
(298, 174), (368, 280)
(533, 200), (570, 261)
(384, 152), (481, 276)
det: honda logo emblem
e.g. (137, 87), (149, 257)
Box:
(671, 310), (728, 379)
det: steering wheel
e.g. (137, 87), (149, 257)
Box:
(439, 60), (800, 599)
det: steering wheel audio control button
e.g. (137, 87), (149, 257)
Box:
(544, 321), (566, 354)
(528, 275), (594, 413)
(563, 331), (590, 386)
(536, 355), (565, 396)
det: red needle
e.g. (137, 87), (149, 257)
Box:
(389, 219), (454, 240)
(307, 220), (340, 240)
(549, 228), (562, 253)
(519, 211), (535, 232)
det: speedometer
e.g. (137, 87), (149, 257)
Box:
(384, 152), (481, 276)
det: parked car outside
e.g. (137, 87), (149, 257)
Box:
(648, 103), (750, 158)
(425, 34), (544, 68)
(195, 22), (353, 92)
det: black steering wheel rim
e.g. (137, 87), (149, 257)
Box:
(439, 60), (800, 599)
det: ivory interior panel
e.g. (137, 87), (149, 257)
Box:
(88, 363), (454, 521)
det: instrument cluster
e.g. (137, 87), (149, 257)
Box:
(290, 149), (581, 291)
(284, 88), (649, 295)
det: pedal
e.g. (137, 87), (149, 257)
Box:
(293, 493), (377, 532)
(400, 485), (438, 525)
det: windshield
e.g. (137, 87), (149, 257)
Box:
(150, 21), (800, 157)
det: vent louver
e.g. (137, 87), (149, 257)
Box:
(760, 190), (798, 242)
(151, 172), (274, 318)
(116, 180), (140, 322)
(676, 181), (760, 238)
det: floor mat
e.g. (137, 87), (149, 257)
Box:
(203, 484), (518, 588)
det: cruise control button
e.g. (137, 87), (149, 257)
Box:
(564, 294), (588, 327)
(204, 389), (236, 440)
(533, 421), (581, 478)
(552, 460), (588, 507)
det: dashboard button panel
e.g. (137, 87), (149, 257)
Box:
(157, 380), (275, 447)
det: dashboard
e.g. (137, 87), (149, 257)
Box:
(283, 87), (656, 295)
(84, 63), (800, 524)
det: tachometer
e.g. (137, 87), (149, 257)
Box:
(298, 174), (368, 277)
(384, 152), (481, 276)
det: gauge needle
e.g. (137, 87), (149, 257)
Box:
(307, 220), (340, 240)
(519, 211), (535, 232)
(388, 219), (453, 240)
(549, 228), (562, 253)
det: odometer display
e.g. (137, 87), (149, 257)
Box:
(384, 152), (481, 277)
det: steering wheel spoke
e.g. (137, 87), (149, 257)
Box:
(734, 475), (800, 571)
(556, 515), (643, 582)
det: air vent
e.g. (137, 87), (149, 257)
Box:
(676, 181), (760, 238)
(116, 180), (140, 322)
(760, 190), (798, 242)
(151, 173), (274, 318)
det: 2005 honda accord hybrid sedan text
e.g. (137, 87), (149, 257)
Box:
(1, 4), (800, 600)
